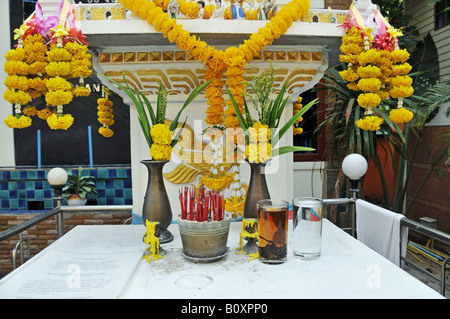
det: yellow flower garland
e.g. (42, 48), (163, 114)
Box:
(388, 107), (413, 124)
(97, 87), (114, 137)
(3, 34), (50, 128)
(4, 115), (32, 129)
(355, 115), (383, 131)
(118, 0), (310, 128)
(339, 7), (415, 130)
(3, 13), (92, 130)
(293, 96), (304, 135)
(46, 113), (74, 130)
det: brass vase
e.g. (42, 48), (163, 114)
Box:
(141, 160), (173, 243)
(243, 161), (270, 219)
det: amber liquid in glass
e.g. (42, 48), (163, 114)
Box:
(257, 207), (288, 263)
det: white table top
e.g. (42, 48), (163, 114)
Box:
(0, 219), (444, 299)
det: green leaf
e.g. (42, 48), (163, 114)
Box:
(137, 90), (156, 126)
(156, 85), (162, 124)
(138, 117), (152, 148)
(226, 87), (248, 131)
(268, 81), (288, 128)
(377, 109), (406, 144)
(345, 98), (355, 126)
(243, 99), (254, 128)
(272, 146), (316, 156)
(171, 116), (188, 147)
(271, 98), (317, 146)
(170, 79), (212, 132)
(276, 96), (290, 126)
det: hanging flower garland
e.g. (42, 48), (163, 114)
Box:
(338, 5), (415, 131)
(293, 96), (304, 135)
(3, 0), (92, 131)
(118, 0), (310, 128)
(201, 134), (236, 191)
(45, 36), (75, 130)
(97, 87), (114, 138)
(223, 47), (247, 128)
(66, 42), (92, 97)
(204, 51), (226, 126)
(3, 30), (38, 128)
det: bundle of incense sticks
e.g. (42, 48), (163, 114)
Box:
(178, 186), (225, 222)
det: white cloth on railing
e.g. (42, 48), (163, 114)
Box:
(356, 199), (408, 267)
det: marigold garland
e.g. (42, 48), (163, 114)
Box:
(3, 1), (92, 130)
(97, 87), (114, 137)
(293, 96), (304, 135)
(355, 115), (384, 131)
(339, 5), (415, 130)
(117, 0), (310, 129)
(388, 107), (413, 124)
(4, 115), (32, 129)
(46, 113), (74, 130)
(3, 34), (49, 127)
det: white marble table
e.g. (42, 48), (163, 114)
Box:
(0, 219), (444, 299)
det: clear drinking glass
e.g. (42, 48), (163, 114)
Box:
(292, 197), (323, 260)
(257, 199), (289, 264)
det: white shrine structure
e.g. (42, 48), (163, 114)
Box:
(39, 0), (378, 219)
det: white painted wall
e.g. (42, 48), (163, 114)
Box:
(293, 161), (324, 199)
(0, 0), (15, 167)
(404, 0), (450, 127)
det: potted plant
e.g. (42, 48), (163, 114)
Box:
(63, 166), (98, 206)
(177, 186), (230, 262)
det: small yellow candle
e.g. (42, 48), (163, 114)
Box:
(143, 220), (162, 262)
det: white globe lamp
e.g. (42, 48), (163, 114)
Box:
(342, 153), (368, 197)
(47, 167), (68, 198)
(342, 153), (368, 181)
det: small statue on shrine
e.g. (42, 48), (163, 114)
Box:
(260, 0), (277, 20)
(143, 220), (162, 262)
(168, 0), (179, 19)
(242, 0), (255, 12)
(210, 0), (225, 19)
(232, 0), (246, 20)
(197, 1), (206, 19)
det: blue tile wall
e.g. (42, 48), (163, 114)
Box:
(0, 166), (133, 211)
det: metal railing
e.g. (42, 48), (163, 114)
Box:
(0, 203), (132, 270)
(322, 198), (450, 297)
(399, 218), (450, 297)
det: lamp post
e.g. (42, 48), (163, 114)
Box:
(342, 153), (368, 237)
(47, 167), (68, 238)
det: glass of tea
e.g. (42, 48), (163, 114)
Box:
(257, 199), (289, 264)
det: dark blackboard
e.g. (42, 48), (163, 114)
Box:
(13, 76), (131, 166)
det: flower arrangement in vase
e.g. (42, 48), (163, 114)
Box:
(227, 62), (316, 218)
(177, 186), (230, 261)
(99, 73), (211, 243)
